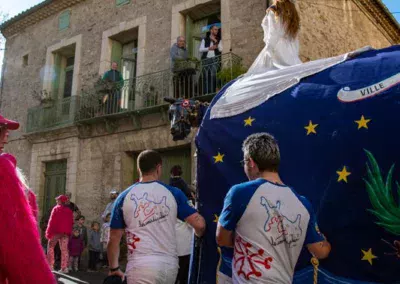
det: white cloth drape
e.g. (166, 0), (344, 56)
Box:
(210, 11), (372, 119)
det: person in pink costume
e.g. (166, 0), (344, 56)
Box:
(0, 115), (55, 284)
(16, 167), (39, 220)
(46, 194), (74, 273)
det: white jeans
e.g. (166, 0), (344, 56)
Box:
(126, 260), (178, 284)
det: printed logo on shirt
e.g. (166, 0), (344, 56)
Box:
(260, 197), (303, 247)
(130, 193), (171, 227)
(234, 235), (273, 280)
(126, 231), (141, 254)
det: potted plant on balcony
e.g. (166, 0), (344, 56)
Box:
(174, 57), (200, 73)
(31, 89), (55, 107)
(217, 63), (247, 85)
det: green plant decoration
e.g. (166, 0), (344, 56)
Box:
(217, 64), (247, 83)
(364, 149), (400, 236)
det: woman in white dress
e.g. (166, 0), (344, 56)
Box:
(248, 0), (301, 74)
(210, 0), (304, 119)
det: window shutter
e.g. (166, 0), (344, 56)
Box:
(116, 0), (130, 6)
(59, 11), (70, 31)
(111, 41), (123, 70)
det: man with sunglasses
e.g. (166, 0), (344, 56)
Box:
(216, 133), (331, 283)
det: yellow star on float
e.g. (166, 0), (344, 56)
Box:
(244, 117), (255, 127)
(213, 214), (219, 223)
(213, 152), (225, 163)
(337, 166), (351, 183)
(355, 115), (371, 130)
(361, 248), (377, 265)
(304, 121), (318, 135)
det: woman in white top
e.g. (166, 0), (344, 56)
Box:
(210, 0), (303, 119)
(248, 0), (301, 74)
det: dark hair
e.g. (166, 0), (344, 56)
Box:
(106, 213), (111, 218)
(91, 221), (100, 228)
(78, 215), (85, 220)
(137, 150), (162, 174)
(242, 133), (280, 172)
(170, 165), (183, 176)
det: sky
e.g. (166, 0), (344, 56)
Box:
(0, 0), (399, 75)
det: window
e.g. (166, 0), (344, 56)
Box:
(51, 44), (76, 99)
(59, 10), (70, 31)
(63, 57), (75, 98)
(22, 54), (29, 67)
(116, 0), (130, 6)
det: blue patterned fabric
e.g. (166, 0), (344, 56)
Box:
(191, 46), (400, 283)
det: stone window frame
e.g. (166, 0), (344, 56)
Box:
(42, 34), (82, 98)
(29, 140), (79, 219)
(170, 0), (231, 58)
(98, 16), (147, 108)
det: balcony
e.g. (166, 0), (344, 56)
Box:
(26, 53), (243, 133)
(76, 53), (243, 122)
(26, 96), (78, 133)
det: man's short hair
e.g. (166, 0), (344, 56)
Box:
(177, 36), (185, 42)
(137, 150), (162, 175)
(170, 165), (183, 176)
(242, 133), (280, 172)
(78, 215), (85, 220)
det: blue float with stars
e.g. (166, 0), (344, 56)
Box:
(192, 46), (400, 283)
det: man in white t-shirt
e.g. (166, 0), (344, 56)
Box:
(107, 150), (206, 283)
(217, 133), (331, 283)
(199, 24), (223, 94)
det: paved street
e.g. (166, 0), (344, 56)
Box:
(55, 270), (108, 284)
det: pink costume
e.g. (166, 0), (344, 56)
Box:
(45, 202), (74, 271)
(0, 153), (55, 284)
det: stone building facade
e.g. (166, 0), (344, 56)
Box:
(0, 0), (399, 222)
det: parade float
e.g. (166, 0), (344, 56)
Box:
(165, 45), (400, 283)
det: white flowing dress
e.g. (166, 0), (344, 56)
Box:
(210, 12), (371, 119)
(248, 11), (302, 74)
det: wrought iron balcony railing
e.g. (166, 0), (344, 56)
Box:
(76, 53), (243, 122)
(26, 53), (243, 132)
(26, 96), (78, 133)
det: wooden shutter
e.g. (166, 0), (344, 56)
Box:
(52, 53), (62, 98)
(59, 11), (70, 31)
(111, 40), (123, 71)
(116, 0), (130, 6)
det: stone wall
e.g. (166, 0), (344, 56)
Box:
(298, 0), (391, 62)
(226, 0), (391, 67)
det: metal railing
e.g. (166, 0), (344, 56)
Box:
(26, 96), (78, 133)
(26, 53), (243, 131)
(76, 53), (242, 122)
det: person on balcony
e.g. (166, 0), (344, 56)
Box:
(102, 62), (124, 114)
(199, 25), (223, 94)
(170, 37), (195, 99)
(170, 36), (188, 68)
